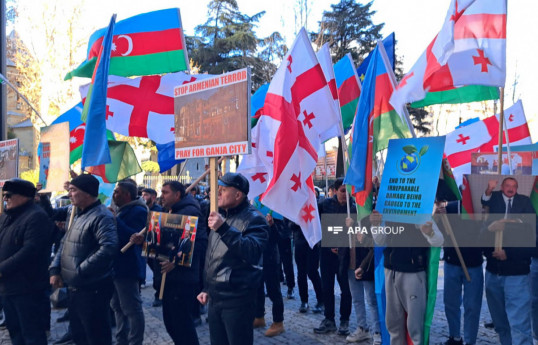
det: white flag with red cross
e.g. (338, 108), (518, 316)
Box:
(255, 28), (340, 247)
(316, 43), (342, 142)
(80, 72), (211, 144)
(390, 0), (506, 115)
(446, 99), (531, 184)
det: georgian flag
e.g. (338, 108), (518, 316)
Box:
(252, 28), (340, 247)
(446, 100), (531, 184)
(80, 72), (211, 144)
(390, 0), (506, 114)
(316, 43), (342, 142)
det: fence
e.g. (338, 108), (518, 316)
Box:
(141, 173), (193, 190)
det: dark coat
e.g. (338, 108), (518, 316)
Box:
(115, 197), (148, 280)
(50, 202), (118, 287)
(0, 201), (53, 295)
(204, 198), (268, 306)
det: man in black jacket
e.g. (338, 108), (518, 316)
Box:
(0, 179), (53, 345)
(481, 177), (535, 345)
(197, 173), (269, 345)
(49, 174), (118, 345)
(155, 181), (207, 345)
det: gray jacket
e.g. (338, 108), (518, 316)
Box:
(50, 201), (118, 287)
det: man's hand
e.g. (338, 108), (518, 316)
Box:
(420, 221), (434, 237)
(345, 217), (354, 228)
(130, 233), (145, 245)
(486, 179), (498, 196)
(370, 210), (382, 226)
(197, 292), (208, 305)
(50, 275), (63, 289)
(355, 267), (364, 280)
(266, 214), (274, 226)
(208, 211), (225, 231)
(492, 249), (507, 261)
(434, 201), (447, 214)
(160, 260), (176, 274)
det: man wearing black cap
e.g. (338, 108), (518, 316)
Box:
(197, 172), (269, 345)
(0, 179), (53, 345)
(49, 174), (118, 345)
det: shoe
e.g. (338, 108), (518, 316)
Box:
(338, 320), (350, 336)
(253, 317), (266, 328)
(444, 337), (463, 345)
(314, 318), (337, 334)
(193, 318), (202, 327)
(373, 332), (382, 345)
(346, 327), (371, 342)
(53, 331), (73, 345)
(312, 302), (324, 314)
(152, 298), (162, 307)
(286, 288), (295, 299)
(299, 302), (309, 313)
(484, 321), (494, 329)
(57, 310), (69, 323)
(265, 322), (285, 337)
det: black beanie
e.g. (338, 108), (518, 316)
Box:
(3, 178), (36, 197)
(70, 174), (99, 197)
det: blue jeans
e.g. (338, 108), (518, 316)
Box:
(348, 269), (379, 332)
(443, 263), (483, 344)
(110, 278), (145, 345)
(485, 271), (533, 345)
(2, 292), (48, 345)
(531, 258), (538, 341)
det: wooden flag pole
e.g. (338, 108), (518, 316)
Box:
(0, 188), (3, 214)
(495, 88), (505, 251)
(439, 213), (471, 281)
(186, 157), (224, 194)
(209, 157), (219, 213)
(120, 227), (146, 253)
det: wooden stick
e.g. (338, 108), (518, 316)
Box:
(120, 227), (146, 253)
(439, 213), (471, 282)
(0, 187), (3, 214)
(209, 157), (218, 213)
(159, 271), (167, 300)
(67, 206), (77, 231)
(495, 230), (503, 252)
(495, 88), (505, 251)
(185, 156), (224, 194)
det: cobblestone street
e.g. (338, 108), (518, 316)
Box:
(0, 261), (500, 344)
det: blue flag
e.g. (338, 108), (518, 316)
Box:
(81, 14), (116, 169)
(356, 33), (395, 82)
(156, 141), (184, 173)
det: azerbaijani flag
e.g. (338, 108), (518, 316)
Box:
(65, 8), (189, 80)
(51, 103), (114, 164)
(334, 54), (361, 131)
(251, 83), (269, 127)
(345, 42), (412, 218)
(81, 14), (115, 169)
(85, 140), (142, 183)
(356, 33), (395, 82)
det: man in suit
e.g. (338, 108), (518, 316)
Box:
(481, 177), (535, 345)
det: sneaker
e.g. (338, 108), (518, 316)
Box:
(373, 332), (382, 345)
(152, 298), (162, 307)
(338, 320), (350, 336)
(314, 318), (337, 334)
(346, 327), (371, 342)
(265, 322), (285, 337)
(286, 288), (295, 299)
(253, 317), (266, 328)
(444, 337), (463, 345)
(299, 302), (309, 313)
(312, 302), (324, 314)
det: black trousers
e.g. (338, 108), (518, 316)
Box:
(277, 237), (295, 289)
(162, 281), (199, 345)
(208, 294), (256, 345)
(255, 263), (284, 322)
(294, 240), (323, 304)
(3, 291), (48, 345)
(320, 248), (351, 321)
(69, 278), (114, 345)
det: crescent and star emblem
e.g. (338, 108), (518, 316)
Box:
(116, 35), (133, 56)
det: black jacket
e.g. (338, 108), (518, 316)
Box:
(204, 199), (268, 306)
(165, 194), (208, 285)
(50, 202), (118, 287)
(382, 223), (431, 273)
(0, 201), (53, 295)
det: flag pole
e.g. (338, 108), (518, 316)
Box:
(0, 72), (47, 126)
(495, 88), (505, 251)
(501, 106), (513, 174)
